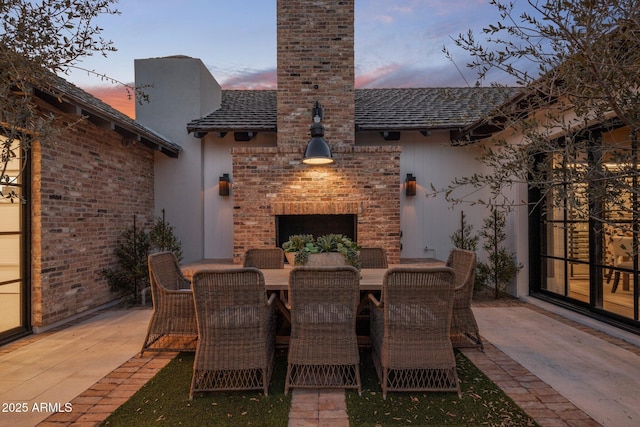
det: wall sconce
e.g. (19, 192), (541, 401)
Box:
(219, 173), (230, 196)
(302, 101), (334, 165)
(405, 173), (416, 197)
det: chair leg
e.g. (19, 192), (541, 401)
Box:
(611, 272), (620, 293)
(605, 268), (613, 283)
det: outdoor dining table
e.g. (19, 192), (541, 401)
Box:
(180, 262), (442, 347)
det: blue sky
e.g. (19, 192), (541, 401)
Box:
(63, 0), (522, 115)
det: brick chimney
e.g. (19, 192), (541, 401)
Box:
(231, 0), (401, 264)
(276, 0), (355, 147)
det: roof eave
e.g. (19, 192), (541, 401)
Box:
(36, 86), (181, 158)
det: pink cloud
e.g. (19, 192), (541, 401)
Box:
(355, 64), (402, 88)
(219, 68), (277, 90)
(82, 85), (136, 118)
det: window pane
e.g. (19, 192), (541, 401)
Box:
(542, 258), (566, 294)
(0, 235), (20, 283)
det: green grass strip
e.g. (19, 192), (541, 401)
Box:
(102, 349), (538, 426)
(346, 351), (539, 426)
(102, 351), (291, 427)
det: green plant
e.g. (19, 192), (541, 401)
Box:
(478, 207), (522, 299)
(282, 234), (361, 269)
(149, 209), (183, 262)
(315, 234), (338, 252)
(450, 211), (479, 251)
(102, 211), (184, 304)
(282, 234), (315, 253)
(101, 217), (151, 304)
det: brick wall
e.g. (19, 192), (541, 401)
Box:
(276, 0), (355, 146)
(231, 145), (402, 264)
(233, 0), (401, 264)
(31, 100), (155, 328)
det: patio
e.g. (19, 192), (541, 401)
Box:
(1, 297), (639, 426)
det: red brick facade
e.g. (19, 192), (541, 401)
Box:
(231, 145), (402, 264)
(31, 100), (154, 328)
(232, 0), (401, 263)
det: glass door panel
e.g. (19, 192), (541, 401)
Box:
(0, 134), (25, 338)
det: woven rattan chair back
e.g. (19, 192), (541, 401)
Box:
(189, 268), (276, 398)
(369, 266), (460, 399)
(243, 248), (285, 269)
(140, 251), (197, 356)
(359, 247), (389, 268)
(446, 248), (483, 350)
(285, 266), (361, 395)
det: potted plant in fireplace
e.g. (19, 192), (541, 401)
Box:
(282, 233), (361, 269)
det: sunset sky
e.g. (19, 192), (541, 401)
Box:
(62, 0), (524, 118)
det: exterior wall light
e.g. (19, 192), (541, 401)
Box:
(405, 173), (416, 197)
(219, 173), (231, 196)
(302, 101), (334, 165)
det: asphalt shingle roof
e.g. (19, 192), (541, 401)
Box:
(187, 90), (277, 133)
(187, 87), (517, 134)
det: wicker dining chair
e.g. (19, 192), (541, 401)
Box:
(285, 266), (361, 395)
(189, 268), (276, 398)
(243, 248), (285, 269)
(359, 247), (389, 269)
(369, 266), (460, 399)
(140, 251), (198, 356)
(447, 248), (484, 350)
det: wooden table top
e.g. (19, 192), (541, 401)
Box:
(181, 262), (444, 292)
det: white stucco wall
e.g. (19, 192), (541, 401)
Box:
(356, 129), (528, 297)
(135, 56), (221, 262)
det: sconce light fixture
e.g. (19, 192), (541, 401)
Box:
(302, 101), (334, 165)
(405, 173), (416, 197)
(219, 173), (230, 196)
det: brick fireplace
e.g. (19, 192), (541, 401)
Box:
(231, 0), (402, 264)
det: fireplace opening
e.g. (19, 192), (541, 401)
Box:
(276, 214), (357, 248)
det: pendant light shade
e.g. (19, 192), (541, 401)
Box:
(302, 101), (334, 165)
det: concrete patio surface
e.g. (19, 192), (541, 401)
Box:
(0, 298), (638, 426)
(473, 301), (640, 427)
(0, 308), (151, 427)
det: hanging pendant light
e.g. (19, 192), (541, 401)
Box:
(303, 101), (334, 165)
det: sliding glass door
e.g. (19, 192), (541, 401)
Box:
(532, 126), (640, 328)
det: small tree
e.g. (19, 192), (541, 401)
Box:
(103, 211), (184, 304)
(149, 209), (183, 262)
(101, 217), (150, 304)
(450, 211), (479, 251)
(477, 207), (522, 298)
